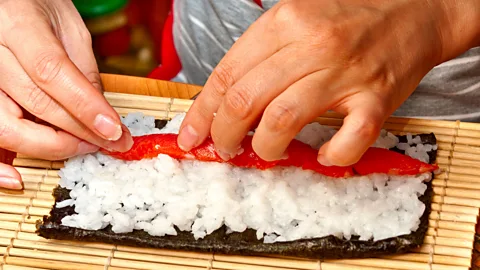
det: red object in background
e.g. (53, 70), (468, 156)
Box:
(253, 0), (263, 7)
(148, 0), (263, 81)
(147, 0), (181, 81)
(93, 25), (131, 57)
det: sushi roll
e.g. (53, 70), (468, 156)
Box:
(36, 113), (439, 259)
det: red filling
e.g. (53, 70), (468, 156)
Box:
(101, 134), (438, 178)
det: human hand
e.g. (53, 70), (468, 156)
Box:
(0, 0), (133, 189)
(178, 0), (480, 166)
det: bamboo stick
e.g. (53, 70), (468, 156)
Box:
(323, 258), (467, 270)
(170, 104), (190, 113)
(114, 251), (210, 268)
(5, 256), (125, 270)
(426, 228), (475, 240)
(16, 232), (41, 241)
(3, 265), (49, 270)
(213, 260), (389, 270)
(19, 223), (36, 233)
(12, 239), (112, 257)
(0, 204), (28, 215)
(116, 245), (213, 260)
(12, 159), (53, 169)
(429, 211), (477, 223)
(0, 190), (54, 200)
(0, 229), (17, 239)
(436, 157), (480, 169)
(104, 92), (172, 111)
(453, 144), (480, 155)
(428, 219), (476, 232)
(0, 214), (25, 223)
(0, 196), (54, 208)
(21, 182), (56, 193)
(413, 244), (472, 258)
(8, 248), (108, 265)
(448, 166), (480, 177)
(382, 253), (471, 267)
(13, 238), (114, 250)
(435, 172), (480, 184)
(451, 151), (480, 162)
(114, 107), (168, 119)
(433, 187), (480, 200)
(110, 258), (208, 270)
(430, 203), (479, 216)
(21, 175), (59, 185)
(432, 195), (480, 208)
(22, 216), (43, 225)
(432, 179), (480, 191)
(423, 235), (472, 249)
(27, 207), (50, 217)
(15, 168), (57, 177)
(0, 236), (14, 246)
(0, 221), (21, 231)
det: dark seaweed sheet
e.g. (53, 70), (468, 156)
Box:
(36, 122), (437, 260)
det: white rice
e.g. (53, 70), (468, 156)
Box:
(58, 113), (436, 243)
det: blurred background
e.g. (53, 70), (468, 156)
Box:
(73, 0), (172, 77)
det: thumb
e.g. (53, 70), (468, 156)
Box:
(0, 160), (22, 190)
(318, 98), (387, 166)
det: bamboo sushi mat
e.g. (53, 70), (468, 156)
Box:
(2, 91), (480, 270)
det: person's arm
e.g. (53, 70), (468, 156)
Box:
(177, 0), (480, 166)
(433, 0), (480, 62)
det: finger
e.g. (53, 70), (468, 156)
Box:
(53, 0), (103, 92)
(0, 106), (99, 161)
(177, 8), (283, 151)
(251, 71), (337, 161)
(210, 46), (325, 159)
(0, 91), (22, 118)
(318, 96), (386, 166)
(0, 46), (132, 152)
(0, 162), (22, 190)
(3, 17), (124, 142)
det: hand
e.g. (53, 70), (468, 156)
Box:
(0, 0), (133, 189)
(178, 0), (480, 166)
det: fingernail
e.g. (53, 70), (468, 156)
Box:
(280, 152), (289, 160)
(216, 148), (232, 161)
(0, 177), (22, 190)
(76, 141), (100, 155)
(317, 154), (332, 166)
(178, 125), (198, 151)
(94, 114), (122, 141)
(104, 125), (134, 152)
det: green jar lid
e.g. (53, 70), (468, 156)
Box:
(73, 0), (128, 18)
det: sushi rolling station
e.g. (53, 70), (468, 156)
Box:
(0, 74), (479, 270)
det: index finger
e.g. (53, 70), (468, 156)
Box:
(3, 19), (125, 142)
(177, 8), (281, 152)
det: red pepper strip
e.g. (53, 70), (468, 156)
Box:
(101, 134), (438, 177)
(102, 134), (353, 177)
(352, 147), (439, 175)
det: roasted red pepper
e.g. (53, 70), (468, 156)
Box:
(352, 147), (438, 175)
(101, 134), (438, 178)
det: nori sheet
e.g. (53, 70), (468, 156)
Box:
(36, 122), (437, 260)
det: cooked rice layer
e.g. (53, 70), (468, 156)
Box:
(58, 113), (434, 243)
